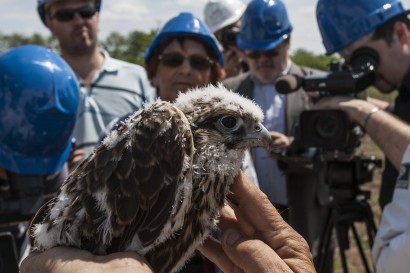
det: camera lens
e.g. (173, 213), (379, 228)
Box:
(314, 115), (340, 139)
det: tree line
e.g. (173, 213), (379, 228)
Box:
(0, 30), (335, 69)
(0, 30), (396, 102)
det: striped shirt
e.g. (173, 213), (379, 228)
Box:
(73, 50), (156, 156)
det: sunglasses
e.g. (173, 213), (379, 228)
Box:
(50, 6), (97, 22)
(246, 49), (279, 59)
(158, 53), (214, 70)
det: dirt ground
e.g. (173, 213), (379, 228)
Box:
(331, 135), (383, 273)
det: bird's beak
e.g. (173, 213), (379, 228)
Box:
(240, 121), (271, 148)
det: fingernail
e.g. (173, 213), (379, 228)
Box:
(224, 229), (242, 247)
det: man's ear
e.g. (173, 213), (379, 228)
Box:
(395, 21), (410, 45)
(45, 18), (56, 35)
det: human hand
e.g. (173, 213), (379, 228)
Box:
(314, 96), (378, 126)
(270, 131), (289, 147)
(267, 131), (289, 157)
(20, 247), (154, 273)
(223, 47), (246, 78)
(198, 172), (316, 273)
(68, 148), (85, 172)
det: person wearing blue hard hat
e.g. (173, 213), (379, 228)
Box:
(315, 0), (410, 272)
(145, 12), (225, 273)
(0, 44), (79, 272)
(36, 0), (155, 171)
(318, 0), (410, 214)
(223, 0), (332, 267)
(145, 12), (224, 103)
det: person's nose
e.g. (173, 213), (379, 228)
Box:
(72, 12), (86, 23)
(177, 58), (192, 74)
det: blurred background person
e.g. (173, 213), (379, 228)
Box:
(223, 0), (333, 270)
(144, 12), (224, 102)
(37, 0), (155, 170)
(203, 0), (249, 78)
(144, 11), (258, 187)
(0, 44), (79, 273)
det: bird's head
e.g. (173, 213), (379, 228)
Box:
(174, 84), (271, 151)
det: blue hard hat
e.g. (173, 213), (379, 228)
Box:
(145, 12), (224, 66)
(237, 0), (293, 50)
(0, 45), (80, 175)
(317, 0), (408, 55)
(37, 0), (102, 25)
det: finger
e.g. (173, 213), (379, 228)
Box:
(222, 200), (256, 236)
(229, 172), (309, 252)
(228, 172), (286, 237)
(221, 229), (293, 273)
(198, 237), (239, 273)
(229, 173), (315, 271)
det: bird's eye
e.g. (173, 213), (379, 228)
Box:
(220, 116), (237, 129)
(216, 115), (243, 133)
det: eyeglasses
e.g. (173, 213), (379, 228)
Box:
(158, 53), (214, 71)
(50, 6), (97, 22)
(246, 49), (279, 59)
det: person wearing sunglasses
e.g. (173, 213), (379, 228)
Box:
(145, 12), (224, 273)
(223, 0), (334, 270)
(145, 11), (258, 206)
(36, 0), (155, 171)
(144, 12), (224, 103)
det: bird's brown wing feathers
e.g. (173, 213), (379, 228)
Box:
(30, 101), (194, 253)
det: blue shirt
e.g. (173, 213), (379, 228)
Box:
(252, 78), (287, 205)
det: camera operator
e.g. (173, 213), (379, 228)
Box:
(315, 0), (410, 272)
(203, 0), (249, 78)
(0, 44), (79, 272)
(223, 0), (334, 270)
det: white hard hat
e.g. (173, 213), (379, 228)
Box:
(203, 0), (246, 33)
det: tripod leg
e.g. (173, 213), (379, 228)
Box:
(316, 211), (334, 273)
(335, 222), (349, 273)
(363, 202), (377, 247)
(351, 224), (372, 273)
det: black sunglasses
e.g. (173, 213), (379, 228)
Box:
(246, 48), (279, 59)
(158, 53), (214, 70)
(50, 6), (97, 22)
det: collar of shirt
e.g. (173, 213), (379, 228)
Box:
(100, 49), (120, 73)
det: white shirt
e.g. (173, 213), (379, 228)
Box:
(372, 144), (410, 273)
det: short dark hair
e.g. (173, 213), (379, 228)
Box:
(372, 13), (410, 45)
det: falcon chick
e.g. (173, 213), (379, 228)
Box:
(31, 84), (271, 273)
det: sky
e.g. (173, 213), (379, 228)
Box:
(2, 0), (324, 54)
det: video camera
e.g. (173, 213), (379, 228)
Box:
(276, 47), (379, 151)
(219, 27), (238, 50)
(275, 47), (382, 199)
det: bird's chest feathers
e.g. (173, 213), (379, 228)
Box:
(192, 145), (244, 210)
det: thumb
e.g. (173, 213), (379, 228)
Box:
(221, 229), (291, 273)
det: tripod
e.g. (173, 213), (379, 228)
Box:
(315, 190), (377, 273)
